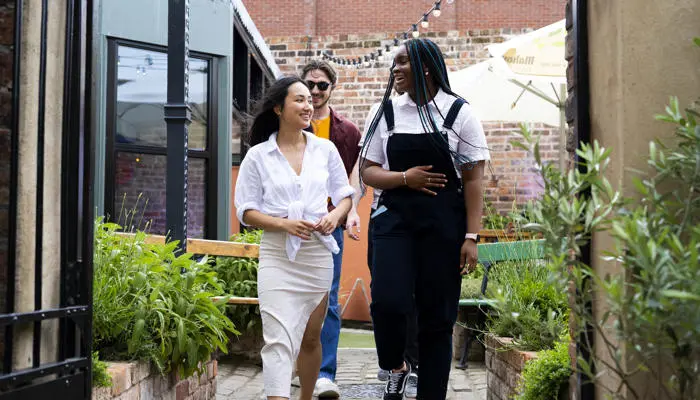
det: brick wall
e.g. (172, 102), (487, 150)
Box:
(266, 31), (559, 213)
(92, 360), (217, 400)
(485, 335), (538, 400)
(0, 1), (15, 326)
(243, 0), (566, 37)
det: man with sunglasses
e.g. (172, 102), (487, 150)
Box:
(301, 60), (362, 398)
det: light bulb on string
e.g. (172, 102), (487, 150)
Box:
(393, 38), (400, 49)
(433, 1), (442, 17)
(421, 14), (429, 29)
(403, 32), (409, 40)
(412, 24), (420, 38)
(364, 55), (370, 67)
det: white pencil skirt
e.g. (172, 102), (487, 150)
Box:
(257, 231), (333, 398)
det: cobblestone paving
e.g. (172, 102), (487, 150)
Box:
(216, 348), (487, 400)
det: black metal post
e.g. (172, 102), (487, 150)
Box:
(573, 0), (595, 398)
(164, 0), (191, 253)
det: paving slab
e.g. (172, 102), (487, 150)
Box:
(216, 349), (486, 400)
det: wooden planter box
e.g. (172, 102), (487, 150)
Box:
(485, 335), (538, 400)
(92, 359), (217, 400)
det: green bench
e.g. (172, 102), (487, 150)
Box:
(456, 239), (545, 369)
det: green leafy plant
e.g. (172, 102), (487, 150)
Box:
(211, 229), (263, 333)
(483, 199), (511, 230)
(516, 341), (571, 400)
(460, 264), (486, 299)
(486, 260), (568, 351)
(92, 351), (112, 387)
(93, 218), (237, 377)
(512, 54), (700, 400)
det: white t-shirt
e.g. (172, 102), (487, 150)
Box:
(235, 132), (354, 261)
(360, 90), (490, 209)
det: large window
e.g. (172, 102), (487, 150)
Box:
(106, 41), (218, 238)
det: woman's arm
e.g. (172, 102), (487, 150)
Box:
(243, 210), (317, 241)
(360, 158), (449, 196)
(234, 152), (317, 240)
(318, 146), (356, 235)
(460, 161), (485, 273)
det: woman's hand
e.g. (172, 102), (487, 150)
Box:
(280, 219), (317, 240)
(404, 165), (448, 196)
(460, 239), (478, 275)
(315, 212), (341, 236)
(345, 207), (361, 241)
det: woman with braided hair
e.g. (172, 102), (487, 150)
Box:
(360, 38), (490, 399)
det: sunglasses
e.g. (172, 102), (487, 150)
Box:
(306, 80), (331, 91)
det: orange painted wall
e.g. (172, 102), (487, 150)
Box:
(231, 165), (374, 322)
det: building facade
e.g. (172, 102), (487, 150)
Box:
(93, 0), (278, 241)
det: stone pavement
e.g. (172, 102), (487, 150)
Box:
(216, 348), (487, 400)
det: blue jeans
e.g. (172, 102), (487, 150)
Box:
(318, 227), (344, 381)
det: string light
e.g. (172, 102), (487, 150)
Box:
(421, 14), (429, 29)
(433, 1), (442, 17)
(318, 0), (452, 68)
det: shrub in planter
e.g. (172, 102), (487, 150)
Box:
(211, 230), (264, 361)
(513, 56), (700, 400)
(460, 264), (486, 299)
(486, 260), (568, 352)
(211, 230), (262, 334)
(93, 219), (237, 377)
(516, 341), (571, 400)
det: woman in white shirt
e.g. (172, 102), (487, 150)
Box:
(234, 76), (354, 400)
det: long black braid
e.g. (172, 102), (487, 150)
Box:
(359, 38), (489, 191)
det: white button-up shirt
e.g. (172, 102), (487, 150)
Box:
(363, 89), (490, 170)
(235, 132), (354, 261)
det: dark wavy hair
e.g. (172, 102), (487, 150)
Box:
(247, 75), (307, 147)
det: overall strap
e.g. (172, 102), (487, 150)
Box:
(383, 99), (395, 132)
(442, 98), (465, 130)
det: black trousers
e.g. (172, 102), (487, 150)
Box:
(367, 209), (419, 371)
(370, 208), (461, 399)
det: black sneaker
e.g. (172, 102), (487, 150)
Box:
(383, 364), (411, 400)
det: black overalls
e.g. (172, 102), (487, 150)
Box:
(370, 98), (466, 399)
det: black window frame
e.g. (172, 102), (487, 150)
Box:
(104, 38), (219, 239)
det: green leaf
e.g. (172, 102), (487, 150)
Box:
(660, 290), (700, 301)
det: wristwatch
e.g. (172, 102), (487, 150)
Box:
(465, 233), (480, 242)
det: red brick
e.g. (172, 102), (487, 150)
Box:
(175, 379), (190, 400)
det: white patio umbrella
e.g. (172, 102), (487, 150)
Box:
(448, 58), (562, 127)
(448, 19), (568, 169)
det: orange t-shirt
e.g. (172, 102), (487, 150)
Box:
(311, 116), (331, 140)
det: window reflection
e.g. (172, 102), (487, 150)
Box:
(116, 46), (208, 150)
(114, 153), (206, 238)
